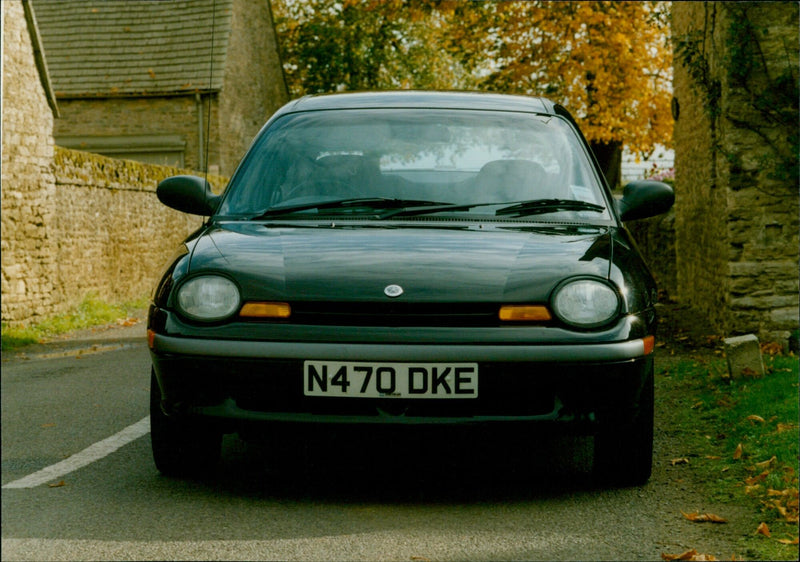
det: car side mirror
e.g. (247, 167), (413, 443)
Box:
(157, 175), (221, 216)
(616, 180), (674, 221)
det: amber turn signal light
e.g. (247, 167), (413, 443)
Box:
(239, 302), (291, 319)
(498, 305), (552, 322)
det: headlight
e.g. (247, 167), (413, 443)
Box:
(551, 279), (620, 328)
(176, 275), (241, 321)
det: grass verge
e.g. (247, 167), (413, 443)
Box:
(1, 294), (148, 352)
(661, 350), (799, 560)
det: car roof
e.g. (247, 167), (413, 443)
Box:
(276, 91), (559, 117)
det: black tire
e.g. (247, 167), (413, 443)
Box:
(150, 370), (222, 476)
(593, 368), (654, 487)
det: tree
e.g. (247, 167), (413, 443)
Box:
(271, 0), (673, 185)
(483, 2), (673, 187)
(272, 0), (482, 94)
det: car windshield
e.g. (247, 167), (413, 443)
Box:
(218, 108), (610, 220)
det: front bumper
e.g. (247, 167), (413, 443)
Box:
(152, 333), (651, 363)
(150, 332), (654, 431)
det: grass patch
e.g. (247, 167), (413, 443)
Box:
(1, 294), (148, 352)
(661, 351), (799, 559)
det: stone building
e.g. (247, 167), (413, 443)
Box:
(1, 0), (60, 322)
(33, 0), (288, 176)
(671, 2), (799, 343)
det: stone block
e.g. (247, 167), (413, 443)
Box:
(724, 334), (765, 378)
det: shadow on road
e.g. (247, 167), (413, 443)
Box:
(184, 427), (597, 503)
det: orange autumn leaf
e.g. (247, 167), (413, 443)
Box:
(776, 537), (799, 545)
(745, 415), (765, 424)
(755, 456), (777, 469)
(732, 443), (743, 460)
(766, 488), (798, 497)
(756, 522), (770, 537)
(661, 549), (718, 561)
(744, 471), (770, 486)
(681, 510), (728, 524)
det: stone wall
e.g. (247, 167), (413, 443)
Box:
(672, 2), (799, 342)
(3, 145), (227, 326)
(2, 0), (59, 323)
(50, 148), (227, 315)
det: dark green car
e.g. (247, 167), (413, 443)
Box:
(148, 91), (673, 485)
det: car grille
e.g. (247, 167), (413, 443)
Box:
(289, 302), (502, 327)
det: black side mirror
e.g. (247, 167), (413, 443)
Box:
(616, 180), (674, 221)
(157, 175), (220, 216)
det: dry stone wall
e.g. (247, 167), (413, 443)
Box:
(51, 148), (227, 314)
(2, 0), (59, 323)
(672, 2), (799, 343)
(3, 145), (227, 325)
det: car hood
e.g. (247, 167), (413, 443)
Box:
(188, 222), (614, 303)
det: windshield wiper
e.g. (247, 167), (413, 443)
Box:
(253, 197), (605, 220)
(252, 198), (453, 219)
(380, 201), (501, 219)
(381, 199), (605, 219)
(495, 199), (605, 217)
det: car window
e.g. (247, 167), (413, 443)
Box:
(219, 109), (608, 218)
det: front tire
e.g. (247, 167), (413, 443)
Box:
(593, 367), (654, 487)
(150, 370), (222, 476)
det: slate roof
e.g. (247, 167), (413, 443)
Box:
(32, 0), (232, 97)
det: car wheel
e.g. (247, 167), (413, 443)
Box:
(150, 370), (222, 476)
(593, 368), (654, 487)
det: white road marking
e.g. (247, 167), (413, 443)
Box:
(2, 417), (150, 489)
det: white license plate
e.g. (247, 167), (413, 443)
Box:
(304, 361), (478, 398)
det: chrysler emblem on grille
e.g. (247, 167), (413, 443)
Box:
(384, 284), (403, 298)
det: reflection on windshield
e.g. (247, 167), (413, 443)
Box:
(220, 109), (608, 220)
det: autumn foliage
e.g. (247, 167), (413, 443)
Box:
(272, 0), (673, 159)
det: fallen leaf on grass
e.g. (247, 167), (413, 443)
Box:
(48, 480), (66, 488)
(776, 537), (799, 545)
(763, 491), (800, 524)
(767, 488), (799, 497)
(671, 458), (690, 466)
(745, 414), (765, 424)
(776, 422), (798, 433)
(681, 510), (728, 523)
(756, 522), (770, 537)
(755, 456), (777, 469)
(40, 423), (56, 428)
(661, 549), (718, 561)
(744, 471), (769, 485)
(732, 443), (743, 460)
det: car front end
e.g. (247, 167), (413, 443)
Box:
(147, 91), (673, 485)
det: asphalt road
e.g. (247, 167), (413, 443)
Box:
(2, 321), (749, 561)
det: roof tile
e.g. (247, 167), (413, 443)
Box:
(32, 0), (232, 97)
